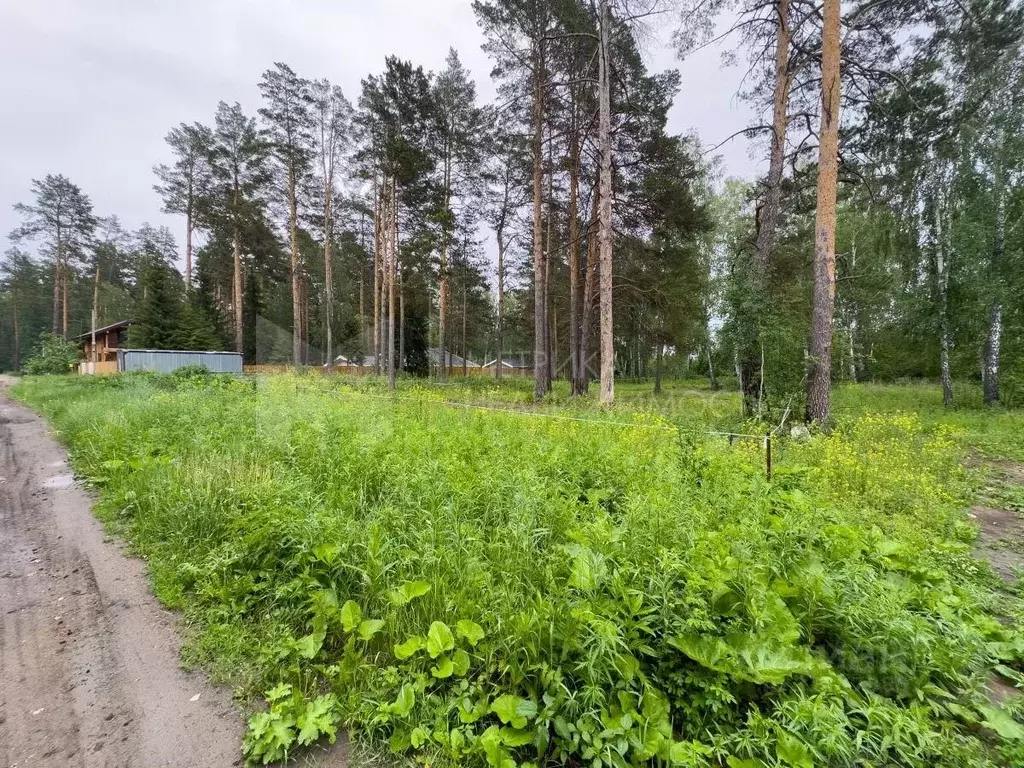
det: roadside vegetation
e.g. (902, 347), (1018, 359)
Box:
(12, 371), (1024, 767)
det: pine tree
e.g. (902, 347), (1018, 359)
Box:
(10, 174), (97, 337)
(209, 101), (270, 354)
(153, 123), (213, 288)
(129, 263), (183, 350)
(259, 63), (314, 365)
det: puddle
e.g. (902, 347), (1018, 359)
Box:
(41, 473), (75, 490)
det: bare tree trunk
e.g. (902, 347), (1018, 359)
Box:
(91, 256), (100, 364)
(462, 284), (468, 377)
(52, 251), (61, 335)
(934, 185), (954, 407)
(12, 293), (20, 370)
(707, 342), (719, 391)
(597, 0), (614, 406)
(439, 151), (451, 383)
(654, 343), (663, 395)
(61, 265), (69, 339)
(387, 178), (398, 389)
(532, 40), (549, 400)
(232, 172), (244, 354)
(579, 184), (599, 395)
(742, 0), (791, 414)
(372, 178), (381, 374)
(496, 225), (505, 383)
(399, 268), (405, 372)
(568, 130), (582, 395)
(805, 0), (840, 423)
(324, 180), (334, 369)
(984, 161), (1005, 406)
(185, 209), (194, 291)
(289, 168), (302, 365)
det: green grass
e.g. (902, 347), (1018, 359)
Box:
(11, 371), (1024, 767)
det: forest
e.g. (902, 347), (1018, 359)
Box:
(2, 0), (1020, 420)
(5, 2), (1024, 765)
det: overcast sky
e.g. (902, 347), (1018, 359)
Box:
(0, 0), (758, 262)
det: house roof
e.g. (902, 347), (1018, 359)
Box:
(428, 348), (480, 367)
(482, 357), (530, 369)
(74, 319), (131, 341)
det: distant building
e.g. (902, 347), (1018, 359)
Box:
(481, 357), (531, 372)
(75, 320), (132, 363)
(429, 348), (481, 370)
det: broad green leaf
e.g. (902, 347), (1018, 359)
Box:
(392, 683), (415, 717)
(394, 635), (425, 660)
(431, 655), (455, 678)
(339, 600), (362, 633)
(296, 695), (339, 747)
(490, 694), (537, 729)
(390, 580), (431, 606)
(499, 726), (534, 747)
(669, 740), (714, 764)
(669, 634), (731, 673)
(480, 725), (516, 768)
(450, 727), (466, 752)
(266, 682), (293, 702)
(726, 758), (762, 768)
(311, 543), (341, 564)
(427, 621), (455, 658)
(776, 731), (814, 768)
(459, 696), (488, 723)
(294, 629), (325, 660)
(357, 619), (384, 642)
(979, 705), (1024, 741)
(451, 648), (471, 676)
(411, 726), (428, 748)
(456, 619), (486, 647)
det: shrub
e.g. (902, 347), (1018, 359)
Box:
(22, 333), (80, 375)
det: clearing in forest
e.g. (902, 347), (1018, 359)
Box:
(9, 372), (1024, 768)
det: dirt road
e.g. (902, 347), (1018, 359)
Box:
(0, 378), (244, 767)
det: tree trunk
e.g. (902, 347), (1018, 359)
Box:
(324, 181), (334, 369)
(61, 266), (69, 339)
(496, 225), (505, 383)
(597, 0), (614, 406)
(654, 343), (663, 395)
(568, 130), (582, 395)
(52, 251), (61, 335)
(289, 167), (302, 366)
(372, 178), (381, 374)
(439, 152), (451, 383)
(232, 228), (243, 354)
(399, 268), (405, 372)
(742, 0), (791, 414)
(532, 40), (549, 400)
(934, 184), (954, 407)
(707, 342), (719, 391)
(91, 256), (101, 364)
(185, 206), (194, 291)
(387, 177), (397, 390)
(579, 184), (599, 395)
(462, 284), (468, 377)
(983, 162), (1005, 406)
(805, 0), (840, 423)
(12, 294), (20, 370)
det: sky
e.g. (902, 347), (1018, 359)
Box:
(0, 0), (758, 263)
